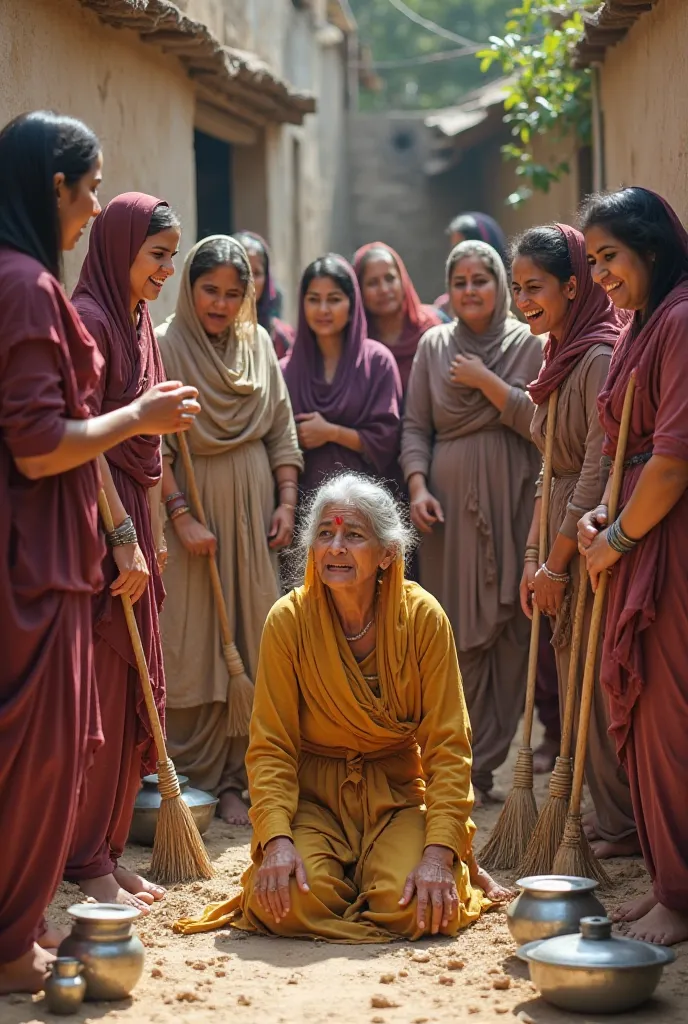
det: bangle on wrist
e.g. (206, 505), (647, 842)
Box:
(540, 562), (570, 584)
(607, 516), (638, 555)
(280, 502), (296, 511)
(107, 515), (138, 547)
(164, 490), (184, 507)
(169, 505), (191, 522)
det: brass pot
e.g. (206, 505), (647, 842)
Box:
(507, 875), (606, 944)
(129, 773), (218, 846)
(58, 904), (144, 1001)
(518, 916), (676, 1014)
(44, 957), (86, 1015)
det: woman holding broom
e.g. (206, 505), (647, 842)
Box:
(157, 236), (303, 827)
(66, 193), (188, 913)
(579, 188), (688, 945)
(512, 225), (637, 860)
(0, 113), (198, 994)
(401, 240), (543, 805)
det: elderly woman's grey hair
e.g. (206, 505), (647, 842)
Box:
(292, 473), (415, 581)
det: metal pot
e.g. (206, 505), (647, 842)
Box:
(507, 875), (606, 944)
(57, 903), (144, 1001)
(44, 957), (86, 1015)
(128, 773), (218, 846)
(517, 915), (676, 1014)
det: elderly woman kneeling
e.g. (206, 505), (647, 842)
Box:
(175, 473), (508, 942)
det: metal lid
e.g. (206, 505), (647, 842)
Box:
(516, 875), (599, 895)
(518, 917), (676, 969)
(67, 903), (141, 923)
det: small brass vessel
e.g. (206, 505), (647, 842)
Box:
(507, 875), (606, 944)
(44, 957), (86, 1015)
(58, 903), (144, 1000)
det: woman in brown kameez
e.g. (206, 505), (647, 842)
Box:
(0, 111), (199, 994)
(401, 240), (543, 804)
(580, 188), (688, 945)
(512, 224), (637, 859)
(157, 236), (303, 826)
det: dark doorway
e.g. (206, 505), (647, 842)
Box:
(194, 129), (233, 240)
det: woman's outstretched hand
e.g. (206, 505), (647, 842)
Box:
(399, 845), (458, 934)
(255, 837), (309, 921)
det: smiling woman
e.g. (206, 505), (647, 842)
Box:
(401, 240), (543, 804)
(67, 193), (193, 912)
(174, 471), (510, 942)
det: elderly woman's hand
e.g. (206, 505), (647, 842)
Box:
(399, 844), (458, 935)
(255, 837), (309, 921)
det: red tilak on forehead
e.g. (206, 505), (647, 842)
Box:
(334, 515), (344, 526)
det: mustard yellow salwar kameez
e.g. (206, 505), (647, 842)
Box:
(175, 556), (491, 943)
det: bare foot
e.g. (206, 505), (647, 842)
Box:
(533, 737), (559, 774)
(37, 922), (70, 952)
(114, 866), (165, 902)
(218, 790), (250, 826)
(611, 889), (657, 923)
(626, 902), (688, 945)
(591, 833), (641, 860)
(583, 811), (600, 840)
(473, 787), (504, 809)
(78, 873), (153, 914)
(470, 863), (513, 903)
(0, 943), (54, 995)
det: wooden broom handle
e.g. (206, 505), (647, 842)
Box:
(522, 388), (559, 744)
(98, 489), (167, 763)
(559, 555), (588, 758)
(177, 433), (235, 654)
(568, 370), (637, 813)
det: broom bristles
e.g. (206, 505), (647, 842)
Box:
(552, 813), (612, 889)
(478, 748), (538, 871)
(227, 671), (254, 738)
(518, 755), (573, 876)
(149, 758), (214, 884)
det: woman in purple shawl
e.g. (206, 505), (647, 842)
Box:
(282, 255), (402, 496)
(233, 231), (294, 359)
(66, 193), (182, 912)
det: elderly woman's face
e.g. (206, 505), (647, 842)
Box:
(313, 503), (394, 591)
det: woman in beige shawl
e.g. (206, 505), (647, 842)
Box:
(156, 236), (303, 825)
(401, 240), (543, 804)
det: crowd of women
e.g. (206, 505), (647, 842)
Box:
(2, 105), (688, 995)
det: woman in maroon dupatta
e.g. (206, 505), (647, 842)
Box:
(353, 242), (444, 394)
(233, 231), (294, 359)
(512, 224), (636, 856)
(66, 193), (183, 912)
(579, 187), (688, 945)
(0, 113), (198, 995)
(282, 255), (402, 496)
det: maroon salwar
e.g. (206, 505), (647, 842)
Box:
(65, 194), (166, 882)
(598, 192), (688, 911)
(0, 249), (103, 963)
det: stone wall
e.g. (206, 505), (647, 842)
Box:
(598, 0), (688, 220)
(347, 112), (581, 303)
(0, 0), (196, 323)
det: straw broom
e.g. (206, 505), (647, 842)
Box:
(177, 432), (254, 737)
(479, 389), (558, 871)
(518, 555), (588, 876)
(552, 370), (637, 887)
(98, 490), (214, 884)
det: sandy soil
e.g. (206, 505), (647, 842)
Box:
(4, 727), (686, 1024)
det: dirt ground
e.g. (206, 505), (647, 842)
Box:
(4, 727), (686, 1024)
